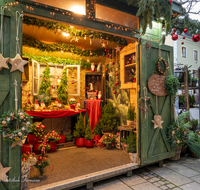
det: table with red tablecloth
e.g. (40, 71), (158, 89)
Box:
(26, 109), (86, 118)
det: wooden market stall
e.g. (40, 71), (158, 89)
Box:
(0, 0), (182, 190)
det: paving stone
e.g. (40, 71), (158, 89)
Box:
(141, 171), (149, 175)
(166, 184), (175, 188)
(146, 167), (192, 186)
(152, 182), (160, 187)
(148, 177), (160, 183)
(147, 174), (154, 178)
(157, 181), (165, 185)
(130, 182), (160, 190)
(119, 175), (146, 186)
(191, 174), (200, 183)
(160, 185), (168, 190)
(94, 178), (132, 190)
(142, 176), (149, 180)
(180, 182), (200, 190)
(172, 188), (182, 190)
(183, 161), (200, 172)
(166, 163), (200, 177)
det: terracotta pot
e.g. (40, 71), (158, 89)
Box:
(48, 142), (57, 153)
(76, 137), (85, 147)
(85, 140), (94, 148)
(70, 104), (76, 110)
(22, 144), (32, 154)
(57, 135), (66, 144)
(93, 135), (101, 141)
(33, 143), (42, 154)
(27, 134), (39, 145)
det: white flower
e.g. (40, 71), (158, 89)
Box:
(22, 127), (25, 131)
(26, 122), (30, 126)
(6, 117), (11, 122)
(15, 134), (17, 136)
(18, 132), (22, 137)
(9, 134), (14, 139)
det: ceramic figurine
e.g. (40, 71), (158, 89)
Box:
(90, 62), (95, 72)
(89, 83), (93, 91)
(55, 98), (58, 105)
(97, 62), (102, 72)
(98, 91), (102, 100)
(40, 100), (45, 109)
(35, 100), (39, 110)
(58, 100), (62, 108)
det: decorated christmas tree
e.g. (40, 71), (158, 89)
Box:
(57, 68), (68, 104)
(73, 113), (85, 138)
(37, 64), (52, 105)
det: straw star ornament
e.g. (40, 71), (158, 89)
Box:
(0, 54), (10, 71)
(0, 163), (11, 182)
(10, 54), (28, 73)
(152, 115), (164, 129)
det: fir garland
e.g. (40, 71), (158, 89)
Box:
(23, 54), (91, 69)
(23, 34), (106, 57)
(23, 16), (127, 46)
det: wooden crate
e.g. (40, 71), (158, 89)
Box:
(57, 139), (76, 149)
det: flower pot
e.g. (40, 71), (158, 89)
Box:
(93, 135), (101, 141)
(57, 135), (66, 144)
(70, 104), (76, 110)
(33, 143), (42, 154)
(22, 144), (32, 154)
(127, 120), (135, 126)
(48, 142), (57, 153)
(65, 134), (73, 142)
(76, 137), (85, 147)
(85, 140), (94, 148)
(27, 134), (39, 145)
(129, 153), (137, 163)
(169, 146), (182, 160)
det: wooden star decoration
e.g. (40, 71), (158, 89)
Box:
(0, 54), (10, 71)
(10, 54), (28, 73)
(115, 45), (121, 52)
(109, 71), (113, 77)
(101, 42), (106, 48)
(0, 163), (11, 182)
(75, 37), (79, 42)
(11, 140), (23, 148)
(152, 115), (164, 129)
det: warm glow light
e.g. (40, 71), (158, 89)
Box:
(62, 32), (70, 37)
(70, 5), (85, 15)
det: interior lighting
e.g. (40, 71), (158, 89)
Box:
(62, 32), (70, 37)
(70, 5), (85, 15)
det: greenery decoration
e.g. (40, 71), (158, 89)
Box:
(187, 131), (200, 157)
(127, 131), (136, 153)
(94, 122), (102, 136)
(127, 104), (136, 121)
(164, 75), (180, 96)
(136, 0), (172, 35)
(100, 102), (119, 133)
(36, 64), (52, 105)
(102, 133), (115, 146)
(73, 113), (85, 138)
(23, 16), (127, 46)
(0, 109), (32, 142)
(85, 120), (93, 140)
(155, 57), (168, 75)
(46, 130), (61, 142)
(23, 54), (91, 69)
(57, 68), (68, 104)
(23, 34), (106, 57)
(30, 122), (45, 139)
(189, 94), (196, 105)
(34, 156), (50, 169)
(38, 142), (50, 152)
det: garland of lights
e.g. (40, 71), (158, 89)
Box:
(155, 57), (168, 75)
(23, 54), (92, 69)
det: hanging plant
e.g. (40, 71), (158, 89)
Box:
(164, 75), (180, 95)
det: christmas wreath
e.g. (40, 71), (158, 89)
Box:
(155, 57), (168, 75)
(0, 109), (32, 142)
(138, 97), (152, 113)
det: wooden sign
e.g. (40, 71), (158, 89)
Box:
(148, 74), (167, 96)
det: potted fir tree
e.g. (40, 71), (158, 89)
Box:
(127, 131), (137, 162)
(73, 113), (85, 147)
(85, 120), (94, 148)
(100, 102), (119, 133)
(127, 104), (136, 126)
(93, 122), (102, 141)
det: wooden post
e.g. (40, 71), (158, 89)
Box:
(198, 67), (200, 129)
(184, 66), (189, 111)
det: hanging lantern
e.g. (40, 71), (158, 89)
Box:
(192, 34), (200, 42)
(172, 34), (178, 41)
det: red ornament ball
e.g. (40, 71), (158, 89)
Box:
(52, 130), (55, 133)
(192, 34), (200, 42)
(115, 82), (119, 86)
(183, 36), (185, 39)
(181, 42), (184, 45)
(169, 0), (173, 4)
(38, 156), (43, 161)
(172, 34), (178, 41)
(173, 28), (176, 32)
(113, 91), (116, 94)
(183, 28), (188, 33)
(116, 73), (118, 76)
(112, 62), (115, 65)
(22, 158), (26, 161)
(106, 54), (110, 58)
(172, 32), (175, 34)
(106, 68), (108, 71)
(104, 49), (107, 52)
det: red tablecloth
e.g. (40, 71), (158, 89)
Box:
(86, 100), (102, 129)
(26, 109), (86, 118)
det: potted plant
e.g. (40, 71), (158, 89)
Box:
(127, 132), (137, 162)
(187, 131), (200, 158)
(179, 96), (185, 108)
(190, 119), (198, 131)
(192, 78), (198, 87)
(100, 102), (119, 133)
(127, 104), (136, 126)
(46, 130), (61, 153)
(57, 135), (66, 144)
(34, 156), (50, 177)
(164, 75), (180, 96)
(73, 113), (85, 147)
(102, 133), (115, 149)
(189, 94), (196, 107)
(93, 122), (102, 141)
(121, 137), (128, 152)
(34, 142), (50, 155)
(85, 120), (94, 148)
(27, 122), (45, 145)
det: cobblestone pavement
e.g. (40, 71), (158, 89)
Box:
(73, 155), (200, 190)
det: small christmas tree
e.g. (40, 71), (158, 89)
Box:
(57, 68), (68, 104)
(100, 102), (119, 133)
(127, 104), (136, 121)
(37, 64), (52, 105)
(127, 131), (136, 153)
(85, 120), (93, 140)
(94, 122), (101, 135)
(73, 113), (85, 138)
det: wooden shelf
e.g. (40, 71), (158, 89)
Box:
(125, 63), (136, 68)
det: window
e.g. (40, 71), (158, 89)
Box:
(193, 70), (198, 78)
(182, 47), (186, 58)
(194, 50), (198, 61)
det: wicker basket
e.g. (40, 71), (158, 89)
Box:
(181, 145), (188, 155)
(169, 146), (182, 160)
(191, 151), (199, 158)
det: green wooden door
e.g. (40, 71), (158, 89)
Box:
(138, 39), (175, 165)
(0, 13), (22, 190)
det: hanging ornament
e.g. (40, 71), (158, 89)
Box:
(0, 163), (11, 182)
(115, 45), (121, 52)
(109, 71), (113, 77)
(152, 115), (164, 129)
(116, 73), (118, 76)
(0, 54), (10, 71)
(172, 34), (178, 41)
(168, 0), (173, 3)
(106, 68), (108, 71)
(112, 62), (115, 65)
(75, 37), (79, 42)
(183, 36), (185, 39)
(106, 55), (110, 58)
(183, 28), (188, 33)
(172, 32), (175, 34)
(10, 54), (28, 73)
(192, 34), (200, 42)
(104, 49), (108, 52)
(115, 82), (119, 86)
(181, 42), (184, 45)
(101, 42), (106, 48)
(113, 91), (116, 94)
(173, 28), (177, 32)
(71, 81), (74, 84)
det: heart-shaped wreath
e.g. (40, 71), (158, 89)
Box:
(138, 97), (152, 113)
